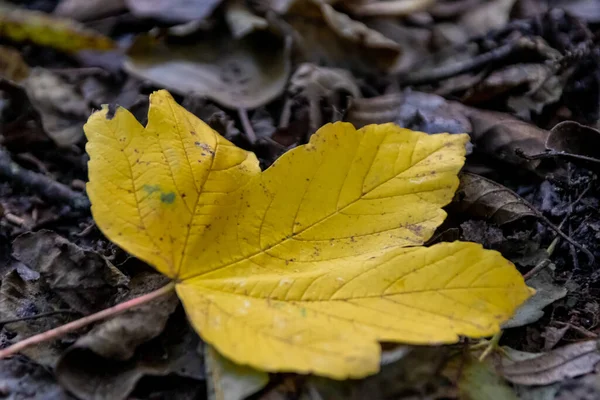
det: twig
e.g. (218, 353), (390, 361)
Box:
(237, 108), (257, 144)
(516, 149), (600, 165)
(523, 259), (551, 281)
(400, 42), (516, 85)
(0, 147), (90, 211)
(0, 310), (81, 326)
(0, 282), (175, 359)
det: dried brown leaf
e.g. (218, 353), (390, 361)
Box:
(280, 0), (401, 72)
(124, 32), (290, 109)
(546, 121), (600, 161)
(452, 172), (538, 225)
(21, 68), (90, 147)
(502, 340), (600, 385)
(12, 230), (128, 315)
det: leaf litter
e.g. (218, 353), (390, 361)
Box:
(1, 0), (600, 399)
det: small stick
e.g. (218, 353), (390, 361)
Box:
(237, 108), (257, 144)
(0, 147), (90, 211)
(0, 282), (175, 359)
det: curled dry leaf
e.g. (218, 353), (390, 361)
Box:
(347, 92), (472, 134)
(0, 2), (115, 53)
(452, 172), (537, 225)
(124, 32), (291, 109)
(280, 0), (401, 73)
(284, 63), (361, 132)
(85, 90), (532, 378)
(502, 340), (600, 385)
(546, 121), (600, 162)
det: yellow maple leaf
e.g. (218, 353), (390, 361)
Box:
(85, 90), (532, 379)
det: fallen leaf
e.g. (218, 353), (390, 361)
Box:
(12, 230), (128, 314)
(53, 0), (126, 21)
(546, 121), (600, 161)
(284, 63), (361, 132)
(56, 303), (203, 400)
(502, 340), (600, 385)
(346, 91), (472, 134)
(0, 269), (76, 366)
(280, 0), (401, 73)
(550, 0), (600, 23)
(21, 68), (90, 147)
(0, 356), (71, 399)
(60, 273), (177, 361)
(205, 344), (269, 400)
(452, 172), (538, 225)
(459, 359), (518, 400)
(86, 90), (532, 378)
(225, 0), (268, 39)
(554, 372), (600, 399)
(347, 92), (550, 169)
(0, 45), (29, 82)
(303, 347), (450, 399)
(503, 269), (567, 329)
(124, 31), (291, 109)
(461, 107), (549, 169)
(0, 2), (115, 53)
(125, 0), (223, 23)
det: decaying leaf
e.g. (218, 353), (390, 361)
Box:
(459, 359), (518, 400)
(502, 340), (600, 385)
(0, 2), (115, 53)
(85, 90), (532, 378)
(452, 172), (538, 225)
(279, 0), (401, 73)
(12, 230), (128, 314)
(0, 270), (76, 366)
(124, 32), (291, 109)
(21, 68), (90, 147)
(57, 304), (203, 400)
(205, 344), (269, 400)
(0, 356), (71, 399)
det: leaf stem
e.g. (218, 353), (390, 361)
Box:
(0, 281), (176, 359)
